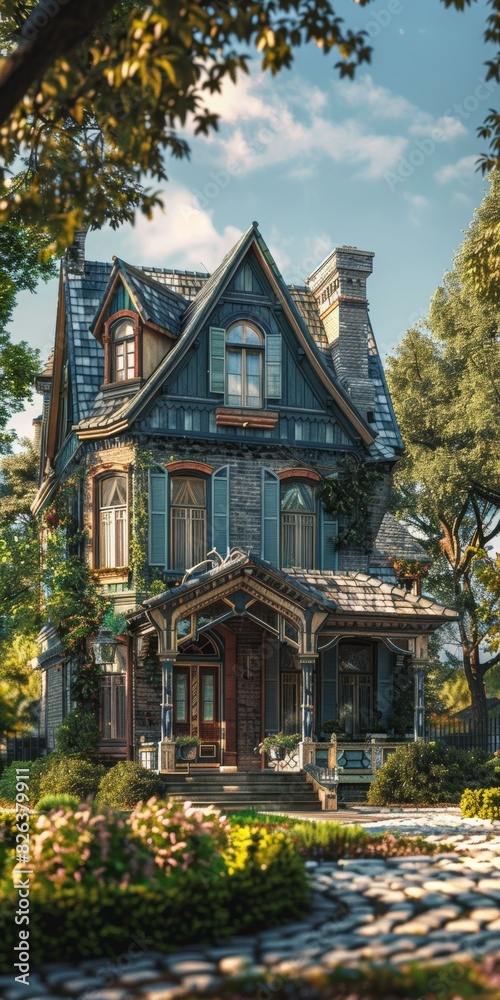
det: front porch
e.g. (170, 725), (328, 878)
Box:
(126, 549), (457, 789)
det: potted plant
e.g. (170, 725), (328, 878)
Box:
(175, 735), (201, 761)
(321, 719), (352, 743)
(258, 732), (301, 761)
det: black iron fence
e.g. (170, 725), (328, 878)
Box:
(6, 735), (47, 765)
(427, 717), (500, 754)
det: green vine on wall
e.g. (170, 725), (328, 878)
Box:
(41, 470), (111, 711)
(318, 456), (383, 551)
(130, 447), (154, 594)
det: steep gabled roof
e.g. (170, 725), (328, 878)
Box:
(90, 259), (188, 338)
(116, 260), (187, 335)
(75, 224), (376, 443)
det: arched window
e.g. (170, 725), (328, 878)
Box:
(281, 482), (315, 569)
(97, 474), (128, 568)
(170, 476), (207, 570)
(226, 322), (264, 408)
(111, 318), (135, 382)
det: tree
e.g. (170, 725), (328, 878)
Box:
(0, 439), (40, 644)
(458, 169), (500, 306)
(0, 0), (498, 251)
(0, 219), (56, 453)
(386, 201), (500, 727)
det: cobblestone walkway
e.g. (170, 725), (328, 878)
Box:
(3, 834), (500, 1000)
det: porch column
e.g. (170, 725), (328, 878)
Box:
(411, 635), (428, 741)
(299, 658), (315, 741)
(160, 657), (175, 741)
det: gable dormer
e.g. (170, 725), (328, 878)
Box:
(91, 260), (187, 388)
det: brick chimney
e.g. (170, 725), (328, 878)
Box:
(65, 228), (87, 274)
(307, 246), (375, 417)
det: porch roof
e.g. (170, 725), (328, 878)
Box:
(131, 548), (457, 629)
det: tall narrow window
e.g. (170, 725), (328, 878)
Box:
(281, 482), (315, 569)
(99, 643), (126, 740)
(170, 477), (207, 570)
(98, 474), (128, 568)
(226, 323), (263, 408)
(112, 319), (135, 382)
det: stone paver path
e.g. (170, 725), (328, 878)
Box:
(3, 831), (500, 1000)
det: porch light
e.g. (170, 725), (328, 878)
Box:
(90, 626), (118, 668)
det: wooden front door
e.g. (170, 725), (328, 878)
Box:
(173, 663), (221, 765)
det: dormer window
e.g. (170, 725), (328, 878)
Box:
(112, 318), (135, 382)
(226, 323), (263, 408)
(102, 310), (140, 386)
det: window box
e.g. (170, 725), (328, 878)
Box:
(215, 407), (278, 429)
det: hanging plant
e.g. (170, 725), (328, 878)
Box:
(388, 556), (432, 582)
(318, 456), (383, 550)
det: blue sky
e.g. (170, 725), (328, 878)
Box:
(9, 0), (497, 439)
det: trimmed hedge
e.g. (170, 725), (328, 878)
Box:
(367, 742), (495, 805)
(0, 878), (232, 968)
(460, 787), (500, 820)
(95, 761), (164, 809)
(224, 823), (311, 930)
(0, 802), (311, 970)
(37, 754), (105, 802)
(36, 794), (80, 812)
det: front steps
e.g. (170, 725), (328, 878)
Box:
(162, 770), (322, 812)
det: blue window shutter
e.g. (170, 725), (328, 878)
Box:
(262, 469), (280, 565)
(210, 327), (225, 394)
(266, 333), (282, 399)
(149, 470), (168, 566)
(212, 466), (229, 557)
(321, 648), (337, 724)
(321, 506), (338, 571)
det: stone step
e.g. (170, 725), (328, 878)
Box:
(168, 799), (322, 811)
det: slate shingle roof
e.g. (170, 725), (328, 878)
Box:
(136, 548), (456, 624)
(372, 513), (429, 565)
(285, 567), (455, 618)
(367, 323), (403, 460)
(116, 260), (187, 335)
(65, 261), (111, 423)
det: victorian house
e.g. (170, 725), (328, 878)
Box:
(32, 224), (456, 776)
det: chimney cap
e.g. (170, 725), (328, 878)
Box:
(307, 245), (374, 290)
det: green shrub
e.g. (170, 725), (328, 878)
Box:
(0, 758), (55, 807)
(54, 710), (101, 756)
(129, 798), (227, 872)
(223, 823), (310, 930)
(35, 794), (80, 812)
(37, 754), (105, 802)
(0, 879), (232, 970)
(460, 787), (500, 820)
(367, 742), (494, 805)
(27, 804), (155, 889)
(96, 761), (164, 809)
(228, 815), (438, 859)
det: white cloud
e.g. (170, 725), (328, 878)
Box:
(214, 110), (408, 180)
(409, 115), (466, 141)
(336, 75), (466, 144)
(434, 155), (478, 185)
(336, 75), (414, 120)
(403, 193), (430, 227)
(124, 182), (242, 271)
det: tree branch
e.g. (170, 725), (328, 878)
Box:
(0, 0), (115, 126)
